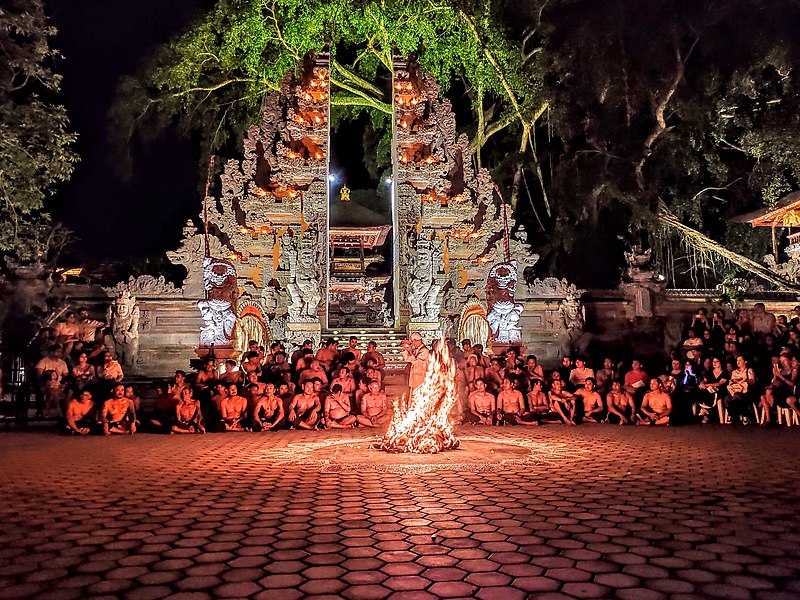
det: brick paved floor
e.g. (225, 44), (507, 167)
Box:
(1, 426), (799, 600)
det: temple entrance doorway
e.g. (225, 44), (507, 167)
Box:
(327, 113), (395, 329)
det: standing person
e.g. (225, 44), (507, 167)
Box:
(401, 332), (430, 399)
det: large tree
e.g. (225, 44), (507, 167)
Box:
(0, 0), (77, 264)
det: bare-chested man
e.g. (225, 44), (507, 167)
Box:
(346, 337), (362, 363)
(315, 338), (340, 372)
(102, 384), (137, 435)
(497, 378), (538, 426)
(606, 380), (636, 425)
(299, 359), (329, 387)
(172, 387), (206, 434)
(356, 379), (390, 428)
(289, 381), (321, 430)
(220, 359), (242, 385)
(638, 378), (672, 426)
(525, 379), (555, 423)
(220, 383), (248, 431)
(574, 377), (604, 423)
(65, 389), (96, 435)
(466, 378), (496, 425)
(325, 384), (357, 428)
(463, 355), (485, 393)
(549, 378), (576, 425)
(252, 383), (284, 431)
(361, 341), (385, 371)
(245, 371), (268, 416)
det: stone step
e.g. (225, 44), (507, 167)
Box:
(324, 328), (408, 369)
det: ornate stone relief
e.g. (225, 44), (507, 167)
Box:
(486, 261), (524, 344)
(103, 275), (182, 298)
(105, 290), (140, 367)
(197, 257), (238, 346)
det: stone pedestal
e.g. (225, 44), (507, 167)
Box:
(407, 321), (441, 345)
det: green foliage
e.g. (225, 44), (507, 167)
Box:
(0, 0), (78, 262)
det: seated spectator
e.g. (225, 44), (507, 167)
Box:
(690, 307), (710, 331)
(463, 354), (485, 392)
(525, 379), (556, 423)
(346, 337), (361, 363)
(172, 387), (206, 434)
(549, 378), (576, 425)
(497, 378), (538, 426)
(697, 357), (727, 423)
(289, 381), (321, 430)
(252, 383), (284, 431)
(575, 377), (604, 423)
(623, 359), (649, 397)
(70, 352), (96, 392)
(569, 357), (594, 389)
(331, 367), (356, 397)
(55, 312), (81, 356)
(606, 381), (635, 425)
(65, 389), (97, 435)
(725, 355), (756, 425)
(102, 384), (137, 435)
(299, 359), (328, 387)
(315, 338), (340, 372)
(195, 358), (217, 389)
(356, 379), (390, 428)
(774, 314), (789, 338)
(168, 370), (188, 399)
(761, 352), (797, 425)
(220, 359), (241, 384)
(637, 378), (672, 426)
(97, 351), (124, 384)
(124, 385), (141, 412)
(682, 329), (703, 354)
(466, 378), (496, 425)
(751, 302), (776, 337)
(524, 355), (545, 381)
(361, 341), (385, 371)
(220, 383), (248, 431)
(35, 345), (69, 398)
(736, 308), (752, 336)
(325, 384), (356, 429)
(42, 370), (65, 418)
(557, 356), (574, 387)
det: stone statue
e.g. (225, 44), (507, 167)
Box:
(560, 292), (584, 332)
(197, 257), (238, 346)
(106, 291), (140, 367)
(407, 237), (442, 321)
(485, 260), (524, 344)
(283, 231), (322, 323)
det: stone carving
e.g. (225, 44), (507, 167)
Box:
(407, 236), (443, 322)
(560, 292), (585, 332)
(764, 254), (800, 284)
(486, 261), (524, 344)
(105, 291), (140, 367)
(283, 231), (323, 323)
(167, 221), (224, 297)
(103, 275), (182, 298)
(527, 277), (582, 298)
(623, 245), (656, 283)
(197, 257), (238, 346)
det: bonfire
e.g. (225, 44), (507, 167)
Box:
(380, 338), (460, 454)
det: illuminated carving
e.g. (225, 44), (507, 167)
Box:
(486, 261), (523, 344)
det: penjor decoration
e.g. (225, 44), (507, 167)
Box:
(380, 338), (460, 454)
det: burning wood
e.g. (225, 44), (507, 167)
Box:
(380, 338), (460, 454)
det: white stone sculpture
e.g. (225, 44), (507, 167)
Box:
(407, 237), (442, 322)
(485, 260), (523, 344)
(198, 256), (238, 346)
(283, 231), (323, 323)
(106, 290), (140, 367)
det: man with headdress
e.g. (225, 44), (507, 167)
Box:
(401, 332), (430, 399)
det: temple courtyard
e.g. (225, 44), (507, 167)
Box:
(0, 427), (799, 600)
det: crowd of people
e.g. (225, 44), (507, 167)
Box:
(22, 302), (800, 436)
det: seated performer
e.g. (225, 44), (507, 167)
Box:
(637, 377), (672, 426)
(172, 387), (206, 434)
(356, 379), (390, 428)
(574, 377), (605, 422)
(331, 367), (356, 397)
(245, 371), (268, 416)
(220, 383), (248, 431)
(606, 380), (636, 425)
(361, 341), (385, 371)
(463, 354), (485, 393)
(466, 378), (496, 425)
(101, 384), (137, 435)
(299, 359), (329, 387)
(220, 359), (242, 384)
(289, 381), (321, 430)
(549, 378), (576, 425)
(497, 378), (538, 426)
(252, 383), (284, 431)
(325, 384), (357, 428)
(195, 358), (217, 390)
(65, 389), (97, 435)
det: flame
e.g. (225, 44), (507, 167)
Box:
(380, 338), (460, 454)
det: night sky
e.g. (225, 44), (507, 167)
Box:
(47, 0), (205, 262)
(46, 0), (381, 265)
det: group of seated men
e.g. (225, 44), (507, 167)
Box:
(50, 301), (800, 435)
